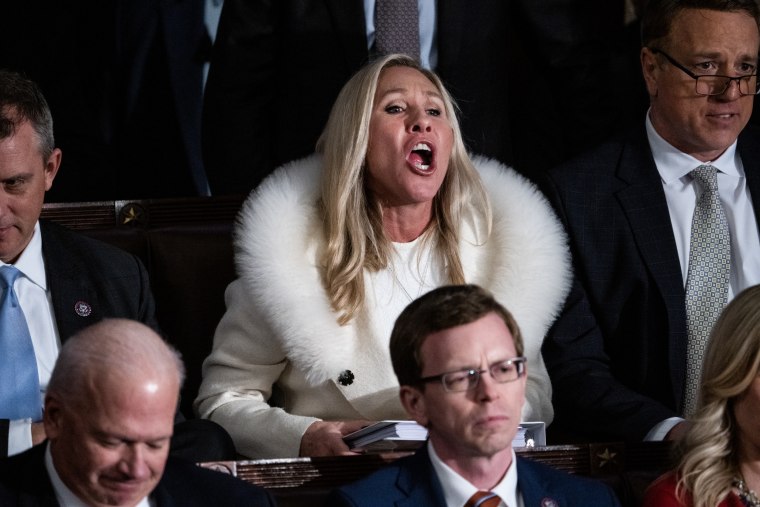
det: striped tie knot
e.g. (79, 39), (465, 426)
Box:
(465, 490), (501, 507)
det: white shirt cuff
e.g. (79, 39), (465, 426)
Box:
(644, 417), (684, 441)
(8, 418), (33, 456)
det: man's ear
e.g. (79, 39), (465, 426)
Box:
(641, 47), (660, 98)
(43, 394), (63, 440)
(43, 148), (62, 191)
(400, 385), (429, 427)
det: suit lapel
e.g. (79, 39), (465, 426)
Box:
(115, 0), (159, 122)
(323, 0), (368, 68)
(738, 127), (760, 237)
(149, 480), (173, 507)
(159, 0), (208, 195)
(614, 127), (688, 407)
(14, 444), (59, 506)
(516, 457), (550, 506)
(395, 446), (447, 507)
(435, 0), (464, 70)
(40, 222), (103, 342)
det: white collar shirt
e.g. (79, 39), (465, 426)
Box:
(5, 222), (61, 455)
(428, 440), (522, 507)
(646, 112), (760, 300)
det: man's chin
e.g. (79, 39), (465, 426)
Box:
(95, 481), (153, 506)
(465, 432), (512, 458)
(0, 232), (26, 263)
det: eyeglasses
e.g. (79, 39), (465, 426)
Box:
(649, 47), (760, 96)
(418, 357), (527, 392)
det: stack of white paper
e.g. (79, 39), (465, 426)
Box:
(344, 420), (546, 453)
(512, 421), (546, 448)
(344, 420), (428, 452)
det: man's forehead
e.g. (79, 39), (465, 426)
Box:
(421, 315), (516, 364)
(0, 120), (45, 158)
(666, 8), (760, 50)
(81, 394), (176, 443)
(90, 425), (173, 445)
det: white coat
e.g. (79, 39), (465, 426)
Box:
(195, 155), (571, 458)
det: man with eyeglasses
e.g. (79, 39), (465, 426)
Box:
(327, 284), (620, 507)
(542, 0), (760, 444)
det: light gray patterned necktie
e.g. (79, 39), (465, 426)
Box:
(375, 0), (420, 61)
(683, 164), (731, 416)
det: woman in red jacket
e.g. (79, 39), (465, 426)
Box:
(644, 285), (760, 507)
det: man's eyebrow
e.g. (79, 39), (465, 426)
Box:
(691, 50), (759, 62)
(92, 429), (121, 441)
(93, 429), (172, 444)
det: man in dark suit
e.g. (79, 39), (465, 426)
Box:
(0, 319), (275, 506)
(0, 69), (232, 460)
(327, 285), (620, 506)
(542, 0), (760, 443)
(202, 0), (614, 195)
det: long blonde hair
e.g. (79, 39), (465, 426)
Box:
(316, 54), (491, 325)
(675, 285), (760, 507)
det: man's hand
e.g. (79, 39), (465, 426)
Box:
(31, 422), (47, 445)
(299, 420), (372, 457)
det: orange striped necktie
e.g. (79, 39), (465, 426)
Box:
(464, 490), (502, 507)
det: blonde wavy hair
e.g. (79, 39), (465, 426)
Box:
(675, 284), (760, 507)
(316, 54), (491, 325)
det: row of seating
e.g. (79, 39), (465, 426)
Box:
(41, 195), (244, 416)
(41, 196), (671, 506)
(201, 441), (672, 506)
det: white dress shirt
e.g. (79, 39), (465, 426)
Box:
(5, 222), (61, 455)
(644, 113), (760, 440)
(647, 114), (760, 297)
(204, 0), (224, 89)
(428, 440), (523, 507)
(363, 0), (438, 69)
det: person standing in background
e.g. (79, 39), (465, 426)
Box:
(0, 0), (224, 201)
(202, 0), (616, 195)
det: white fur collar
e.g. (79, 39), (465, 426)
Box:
(234, 154), (570, 385)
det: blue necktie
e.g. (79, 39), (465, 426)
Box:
(0, 265), (42, 421)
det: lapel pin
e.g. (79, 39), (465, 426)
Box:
(74, 301), (92, 317)
(541, 498), (559, 507)
(337, 370), (355, 386)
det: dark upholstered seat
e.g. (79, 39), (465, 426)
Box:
(41, 195), (244, 416)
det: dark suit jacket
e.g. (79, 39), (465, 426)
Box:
(0, 222), (235, 461)
(541, 125), (760, 441)
(41, 220), (158, 339)
(0, 221), (157, 457)
(325, 445), (620, 506)
(202, 0), (610, 195)
(0, 0), (209, 201)
(0, 443), (275, 506)
(111, 0), (211, 198)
